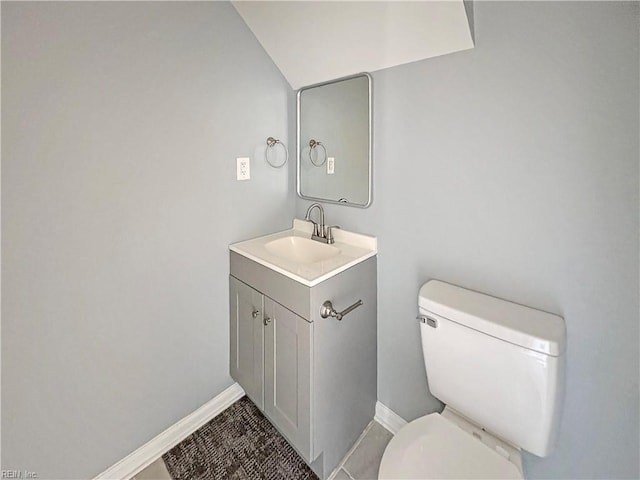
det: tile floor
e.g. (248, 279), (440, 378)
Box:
(132, 458), (171, 480)
(329, 422), (393, 480)
(132, 420), (393, 480)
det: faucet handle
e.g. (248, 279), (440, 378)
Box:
(308, 220), (320, 237)
(326, 225), (341, 244)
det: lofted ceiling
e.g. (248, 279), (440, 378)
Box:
(232, 1), (475, 90)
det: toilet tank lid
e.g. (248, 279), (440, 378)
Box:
(419, 280), (566, 356)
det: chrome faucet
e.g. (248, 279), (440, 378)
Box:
(304, 203), (326, 243)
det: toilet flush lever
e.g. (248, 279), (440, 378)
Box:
(320, 300), (363, 321)
(417, 315), (438, 328)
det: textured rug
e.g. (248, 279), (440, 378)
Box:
(162, 396), (319, 480)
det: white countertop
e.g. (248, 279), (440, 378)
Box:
(229, 219), (377, 287)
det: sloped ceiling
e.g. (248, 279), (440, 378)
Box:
(232, 1), (474, 90)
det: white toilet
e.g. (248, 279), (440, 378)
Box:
(379, 280), (566, 479)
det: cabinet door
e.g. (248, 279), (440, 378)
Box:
(229, 276), (264, 410)
(264, 298), (313, 460)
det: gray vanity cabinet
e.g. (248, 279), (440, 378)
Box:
(229, 251), (376, 479)
(229, 276), (264, 410)
(229, 275), (313, 460)
(264, 298), (312, 458)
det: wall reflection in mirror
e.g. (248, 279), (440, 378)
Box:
(297, 73), (372, 208)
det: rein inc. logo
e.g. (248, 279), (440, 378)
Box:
(1, 471), (38, 479)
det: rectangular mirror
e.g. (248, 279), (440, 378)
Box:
(297, 73), (372, 208)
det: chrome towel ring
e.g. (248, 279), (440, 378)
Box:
(265, 137), (288, 168)
(309, 139), (327, 167)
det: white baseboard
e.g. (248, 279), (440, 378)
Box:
(374, 401), (408, 435)
(95, 382), (245, 480)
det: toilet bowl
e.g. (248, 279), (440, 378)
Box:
(378, 280), (566, 479)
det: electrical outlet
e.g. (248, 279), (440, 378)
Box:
(237, 157), (250, 180)
(327, 157), (335, 175)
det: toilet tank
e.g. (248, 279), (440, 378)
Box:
(418, 280), (566, 457)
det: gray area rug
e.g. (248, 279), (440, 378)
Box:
(162, 396), (319, 480)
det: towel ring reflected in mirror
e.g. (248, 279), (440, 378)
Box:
(308, 139), (327, 167)
(265, 137), (288, 168)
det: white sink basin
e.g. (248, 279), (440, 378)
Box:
(229, 219), (377, 286)
(265, 236), (340, 264)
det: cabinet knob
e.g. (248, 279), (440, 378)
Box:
(263, 316), (271, 326)
(252, 309), (260, 319)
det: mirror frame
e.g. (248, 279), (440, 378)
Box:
(296, 72), (373, 208)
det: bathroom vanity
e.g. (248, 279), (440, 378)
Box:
(229, 220), (377, 479)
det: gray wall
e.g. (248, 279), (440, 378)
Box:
(3, 1), (639, 479)
(2, 2), (293, 478)
(296, 2), (639, 479)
